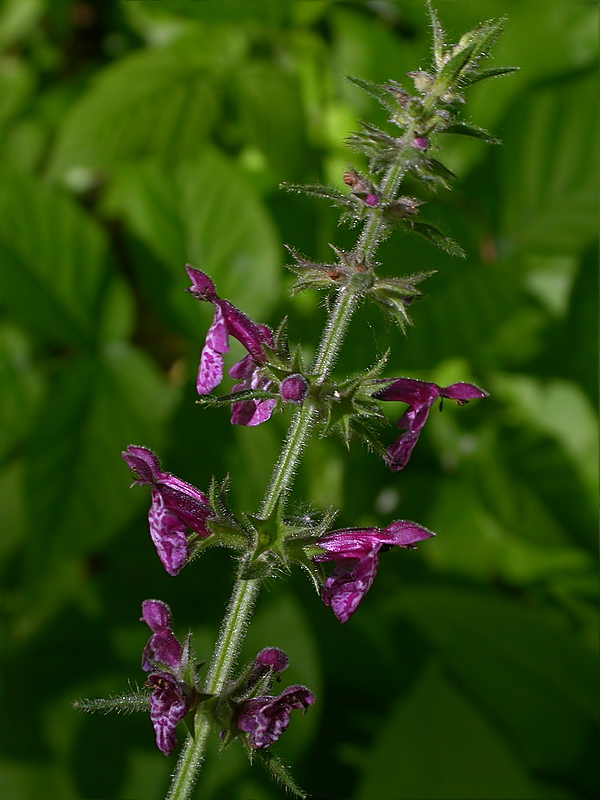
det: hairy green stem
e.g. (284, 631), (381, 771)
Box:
(166, 150), (407, 800)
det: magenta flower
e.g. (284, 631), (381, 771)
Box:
(122, 445), (213, 575)
(140, 600), (196, 756)
(375, 378), (489, 471)
(314, 521), (435, 623)
(235, 686), (315, 749)
(186, 265), (277, 426)
(145, 671), (196, 756)
(140, 599), (183, 672)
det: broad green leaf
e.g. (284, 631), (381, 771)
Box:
(397, 586), (598, 773)
(236, 60), (309, 181)
(0, 324), (42, 462)
(0, 171), (111, 346)
(0, 56), (36, 124)
(498, 69), (598, 254)
(0, 0), (43, 50)
(357, 662), (535, 799)
(25, 342), (177, 580)
(424, 477), (594, 586)
(102, 150), (282, 332)
(48, 36), (230, 179)
(491, 374), (598, 501)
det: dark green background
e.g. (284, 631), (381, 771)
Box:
(0, 1), (597, 798)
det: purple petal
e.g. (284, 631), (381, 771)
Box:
(219, 301), (271, 364)
(383, 520), (435, 547)
(322, 553), (380, 623)
(229, 353), (254, 381)
(315, 528), (384, 560)
(140, 600), (183, 672)
(231, 397), (277, 426)
(384, 428), (421, 471)
(254, 647), (289, 673)
(236, 686), (314, 749)
(197, 305), (229, 394)
(141, 599), (173, 632)
(148, 493), (190, 576)
(185, 265), (218, 301)
(375, 377), (441, 406)
(122, 445), (161, 484)
(146, 672), (195, 756)
(441, 382), (489, 404)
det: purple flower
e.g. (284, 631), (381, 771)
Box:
(375, 378), (489, 471)
(235, 686), (315, 749)
(145, 671), (196, 756)
(186, 266), (277, 426)
(140, 599), (183, 672)
(253, 647), (289, 674)
(122, 445), (213, 575)
(314, 521), (435, 623)
(140, 600), (196, 756)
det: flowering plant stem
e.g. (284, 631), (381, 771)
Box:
(167, 201), (389, 798)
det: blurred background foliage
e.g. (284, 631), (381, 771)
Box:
(0, 1), (597, 798)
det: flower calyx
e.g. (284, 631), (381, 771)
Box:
(317, 354), (390, 452)
(285, 243), (376, 297)
(368, 270), (435, 331)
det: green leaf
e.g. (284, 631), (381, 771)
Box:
(0, 0), (43, 50)
(357, 662), (536, 800)
(397, 586), (598, 773)
(409, 221), (465, 258)
(498, 69), (598, 255)
(48, 38), (225, 179)
(436, 18), (505, 91)
(0, 171), (111, 346)
(236, 60), (309, 181)
(491, 374), (598, 502)
(461, 65), (519, 87)
(0, 324), (42, 462)
(439, 121), (501, 145)
(102, 150), (282, 332)
(426, 1), (446, 71)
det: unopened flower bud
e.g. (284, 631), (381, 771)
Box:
(281, 374), (308, 403)
(364, 193), (380, 208)
(412, 136), (429, 151)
